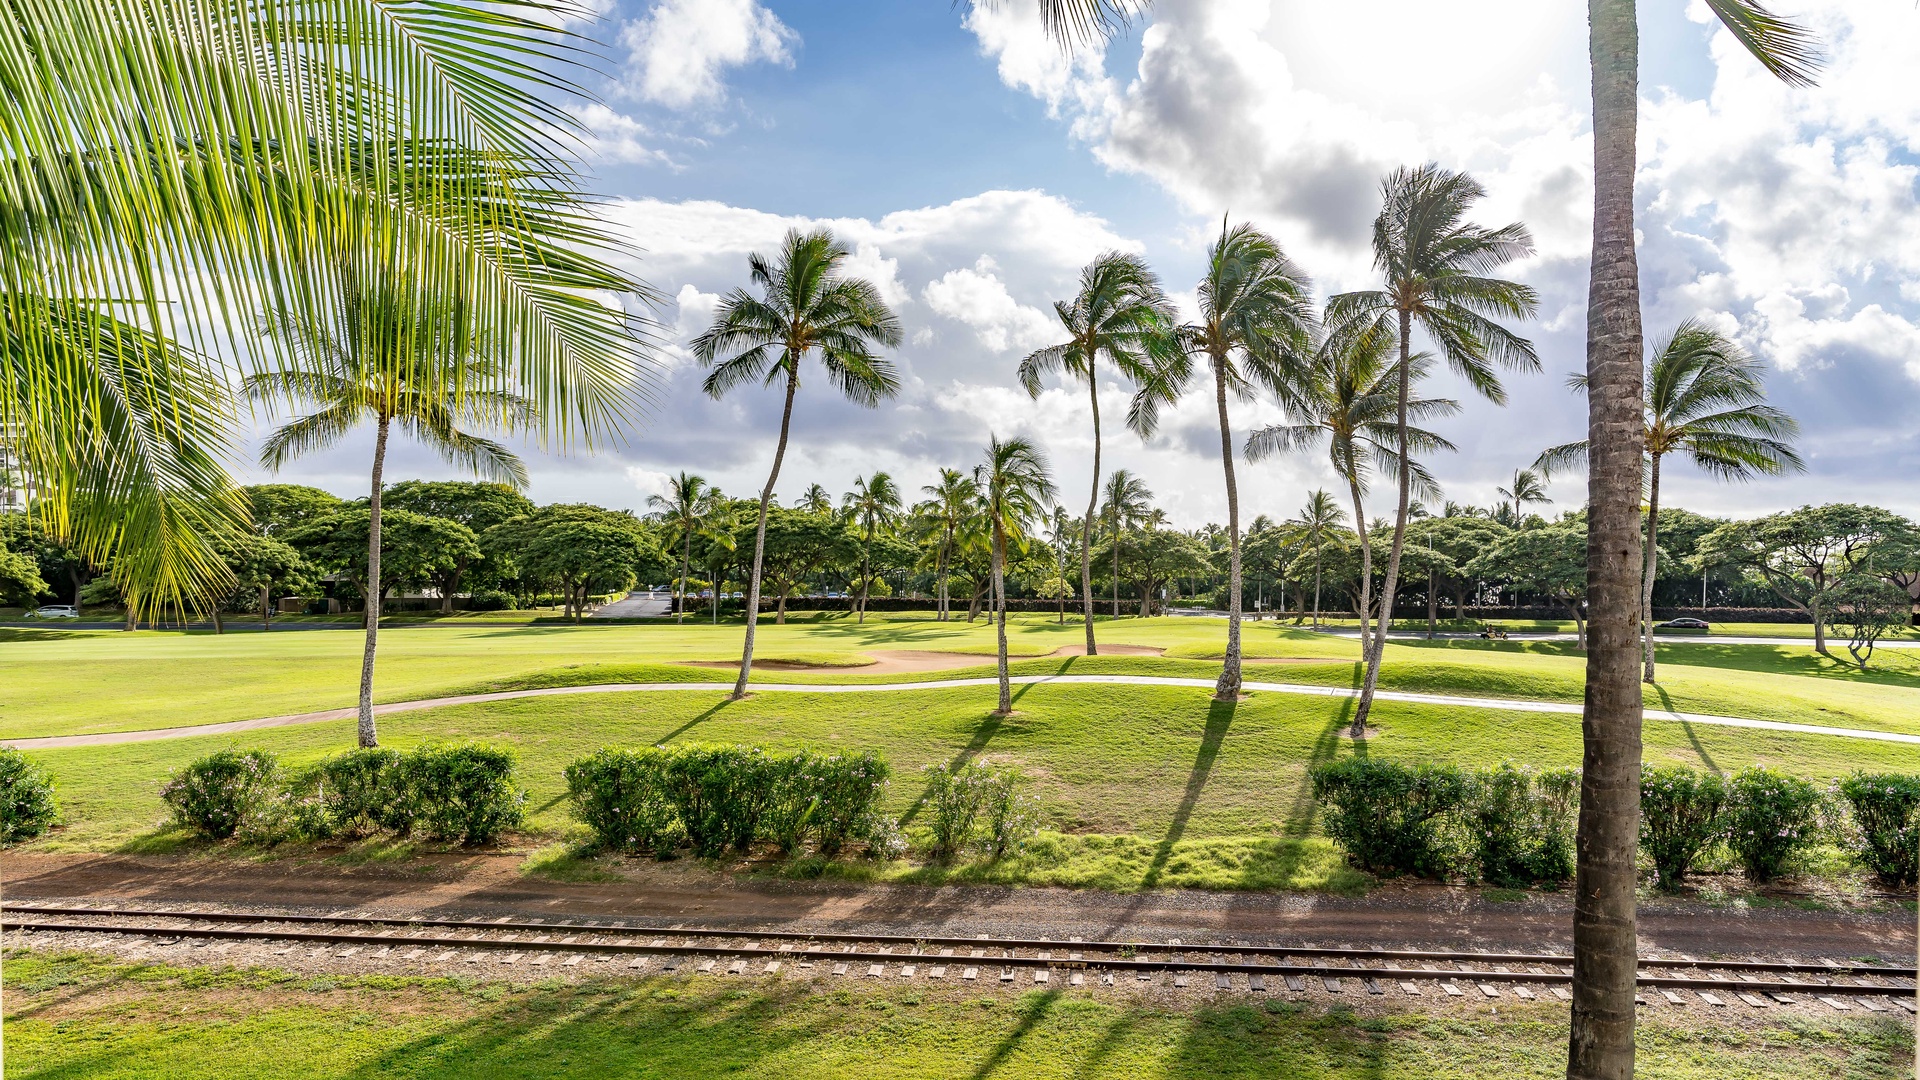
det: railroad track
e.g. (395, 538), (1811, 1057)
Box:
(5, 902), (1914, 1014)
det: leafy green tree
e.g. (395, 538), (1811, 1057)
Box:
(208, 530), (312, 632)
(1019, 252), (1176, 655)
(647, 472), (717, 623)
(488, 506), (661, 622)
(1043, 505), (1077, 624)
(1468, 523), (1591, 649)
(1537, 320), (1803, 681)
(843, 472), (904, 623)
(1412, 515), (1513, 622)
(250, 272), (533, 748)
(1698, 504), (1917, 658)
(244, 485), (345, 538)
(752, 507), (856, 623)
(1288, 492), (1346, 628)
(285, 509), (479, 627)
(977, 436), (1056, 714)
(0, 535), (48, 607)
(385, 481), (535, 612)
(694, 228), (903, 698)
(1094, 526), (1212, 616)
(1830, 575), (1911, 670)
(0, 514), (89, 610)
(1327, 164), (1538, 730)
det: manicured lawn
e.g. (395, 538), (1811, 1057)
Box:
(4, 953), (1908, 1079)
(4, 616), (1918, 740)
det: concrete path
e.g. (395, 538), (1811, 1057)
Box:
(590, 591), (671, 619)
(9, 673), (1916, 751)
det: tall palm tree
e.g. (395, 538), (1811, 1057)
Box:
(798, 483), (834, 515)
(648, 472), (714, 624)
(1327, 165), (1537, 729)
(917, 469), (979, 621)
(1099, 469), (1153, 618)
(976, 436), (1056, 714)
(1247, 321), (1458, 667)
(1536, 319), (1802, 682)
(2, 0), (653, 624)
(249, 271), (531, 748)
(694, 228), (903, 698)
(1497, 468), (1552, 526)
(1019, 252), (1176, 656)
(1157, 220), (1318, 700)
(1288, 492), (1345, 631)
(844, 472), (903, 623)
(1045, 504), (1076, 625)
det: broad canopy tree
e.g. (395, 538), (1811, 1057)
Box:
(285, 509), (480, 623)
(1699, 504), (1918, 658)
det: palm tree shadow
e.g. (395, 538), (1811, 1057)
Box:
(1142, 698), (1236, 888)
(968, 989), (1061, 1079)
(651, 700), (730, 746)
(1281, 662), (1365, 839)
(898, 711), (1006, 826)
(1652, 685), (1721, 773)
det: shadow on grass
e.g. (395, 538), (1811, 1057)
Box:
(1280, 665), (1363, 840)
(970, 989), (1062, 1079)
(898, 709), (1013, 827)
(650, 700), (731, 746)
(1653, 685), (1722, 773)
(1141, 698), (1235, 889)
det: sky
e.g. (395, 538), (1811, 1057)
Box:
(245, 0), (1920, 529)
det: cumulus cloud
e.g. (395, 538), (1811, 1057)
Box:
(922, 257), (1058, 353)
(569, 103), (677, 167)
(619, 0), (797, 109)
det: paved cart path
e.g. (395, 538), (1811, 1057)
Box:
(9, 670), (1916, 750)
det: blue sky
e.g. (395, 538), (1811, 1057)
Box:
(251, 0), (1920, 528)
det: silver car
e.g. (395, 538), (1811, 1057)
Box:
(28, 605), (79, 619)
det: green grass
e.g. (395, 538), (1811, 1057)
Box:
(4, 952), (1908, 1079)
(5, 616), (1918, 741)
(21, 680), (1916, 862)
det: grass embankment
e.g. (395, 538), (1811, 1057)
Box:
(4, 617), (1918, 741)
(4, 953), (1908, 1080)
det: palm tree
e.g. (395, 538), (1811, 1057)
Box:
(1537, 319), (1803, 682)
(1327, 165), (1537, 729)
(1496, 468), (1552, 526)
(1099, 470), (1153, 618)
(648, 472), (714, 624)
(844, 472), (903, 623)
(1572, 7), (1817, 1073)
(916, 469), (979, 621)
(1019, 252), (1176, 656)
(1045, 504), (1076, 625)
(249, 272), (531, 748)
(1156, 220), (1318, 701)
(1288, 492), (1344, 630)
(798, 484), (834, 515)
(694, 228), (904, 698)
(976, 436), (1056, 714)
(2, 0), (653, 624)
(1246, 321), (1458, 666)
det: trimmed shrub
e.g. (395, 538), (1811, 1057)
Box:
(1467, 763), (1578, 886)
(563, 748), (680, 856)
(918, 762), (1039, 862)
(761, 753), (819, 855)
(1640, 766), (1729, 890)
(1836, 772), (1920, 888)
(1724, 766), (1824, 882)
(656, 744), (772, 857)
(161, 750), (280, 840)
(1309, 758), (1468, 877)
(979, 767), (1041, 860)
(464, 589), (518, 612)
(0, 748), (57, 844)
(296, 748), (410, 838)
(810, 751), (889, 855)
(397, 744), (525, 846)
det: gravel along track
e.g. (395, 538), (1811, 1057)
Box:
(7, 903), (1914, 1017)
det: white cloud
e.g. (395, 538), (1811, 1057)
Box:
(619, 0), (797, 109)
(570, 104), (677, 167)
(922, 256), (1058, 353)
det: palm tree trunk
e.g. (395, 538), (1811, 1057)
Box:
(1570, 0), (1647, 1075)
(261, 585), (273, 631)
(734, 369), (798, 699)
(358, 414), (390, 748)
(1211, 359), (1244, 701)
(1641, 456), (1662, 682)
(1345, 478), (1373, 660)
(857, 528), (871, 624)
(1112, 515), (1122, 619)
(1082, 377), (1100, 654)
(1312, 553), (1322, 629)
(938, 532), (951, 621)
(1353, 312), (1415, 733)
(678, 529), (692, 624)
(994, 525), (1012, 714)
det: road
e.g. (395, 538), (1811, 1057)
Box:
(591, 590), (671, 619)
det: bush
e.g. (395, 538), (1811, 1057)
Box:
(465, 589), (518, 612)
(655, 744), (772, 857)
(810, 751), (889, 855)
(563, 748), (681, 856)
(1309, 758), (1468, 877)
(1724, 766), (1824, 883)
(161, 750), (280, 840)
(1640, 766), (1729, 890)
(979, 767), (1041, 860)
(294, 748), (410, 838)
(0, 748), (57, 844)
(397, 744), (525, 846)
(1467, 763), (1578, 886)
(1836, 772), (1920, 888)
(918, 762), (1039, 862)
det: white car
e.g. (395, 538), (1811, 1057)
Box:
(28, 605), (78, 619)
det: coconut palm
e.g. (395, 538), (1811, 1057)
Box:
(975, 436), (1056, 714)
(1099, 469), (1153, 618)
(798, 484), (834, 515)
(694, 228), (903, 698)
(1154, 220), (1318, 700)
(1496, 468), (1552, 527)
(1536, 319), (1803, 683)
(249, 271), (532, 748)
(844, 472), (903, 623)
(916, 469), (979, 621)
(1019, 252), (1176, 656)
(2, 0), (652, 623)
(1287, 492), (1344, 630)
(1045, 504), (1076, 624)
(648, 472), (715, 624)
(1327, 165), (1538, 729)
(1246, 321), (1458, 667)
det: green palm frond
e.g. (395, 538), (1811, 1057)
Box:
(1702, 0), (1822, 87)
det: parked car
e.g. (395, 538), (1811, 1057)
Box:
(1655, 617), (1711, 631)
(27, 605), (79, 619)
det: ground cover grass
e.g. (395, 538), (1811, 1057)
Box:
(18, 679), (1914, 878)
(4, 951), (1907, 1080)
(5, 616), (1917, 740)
